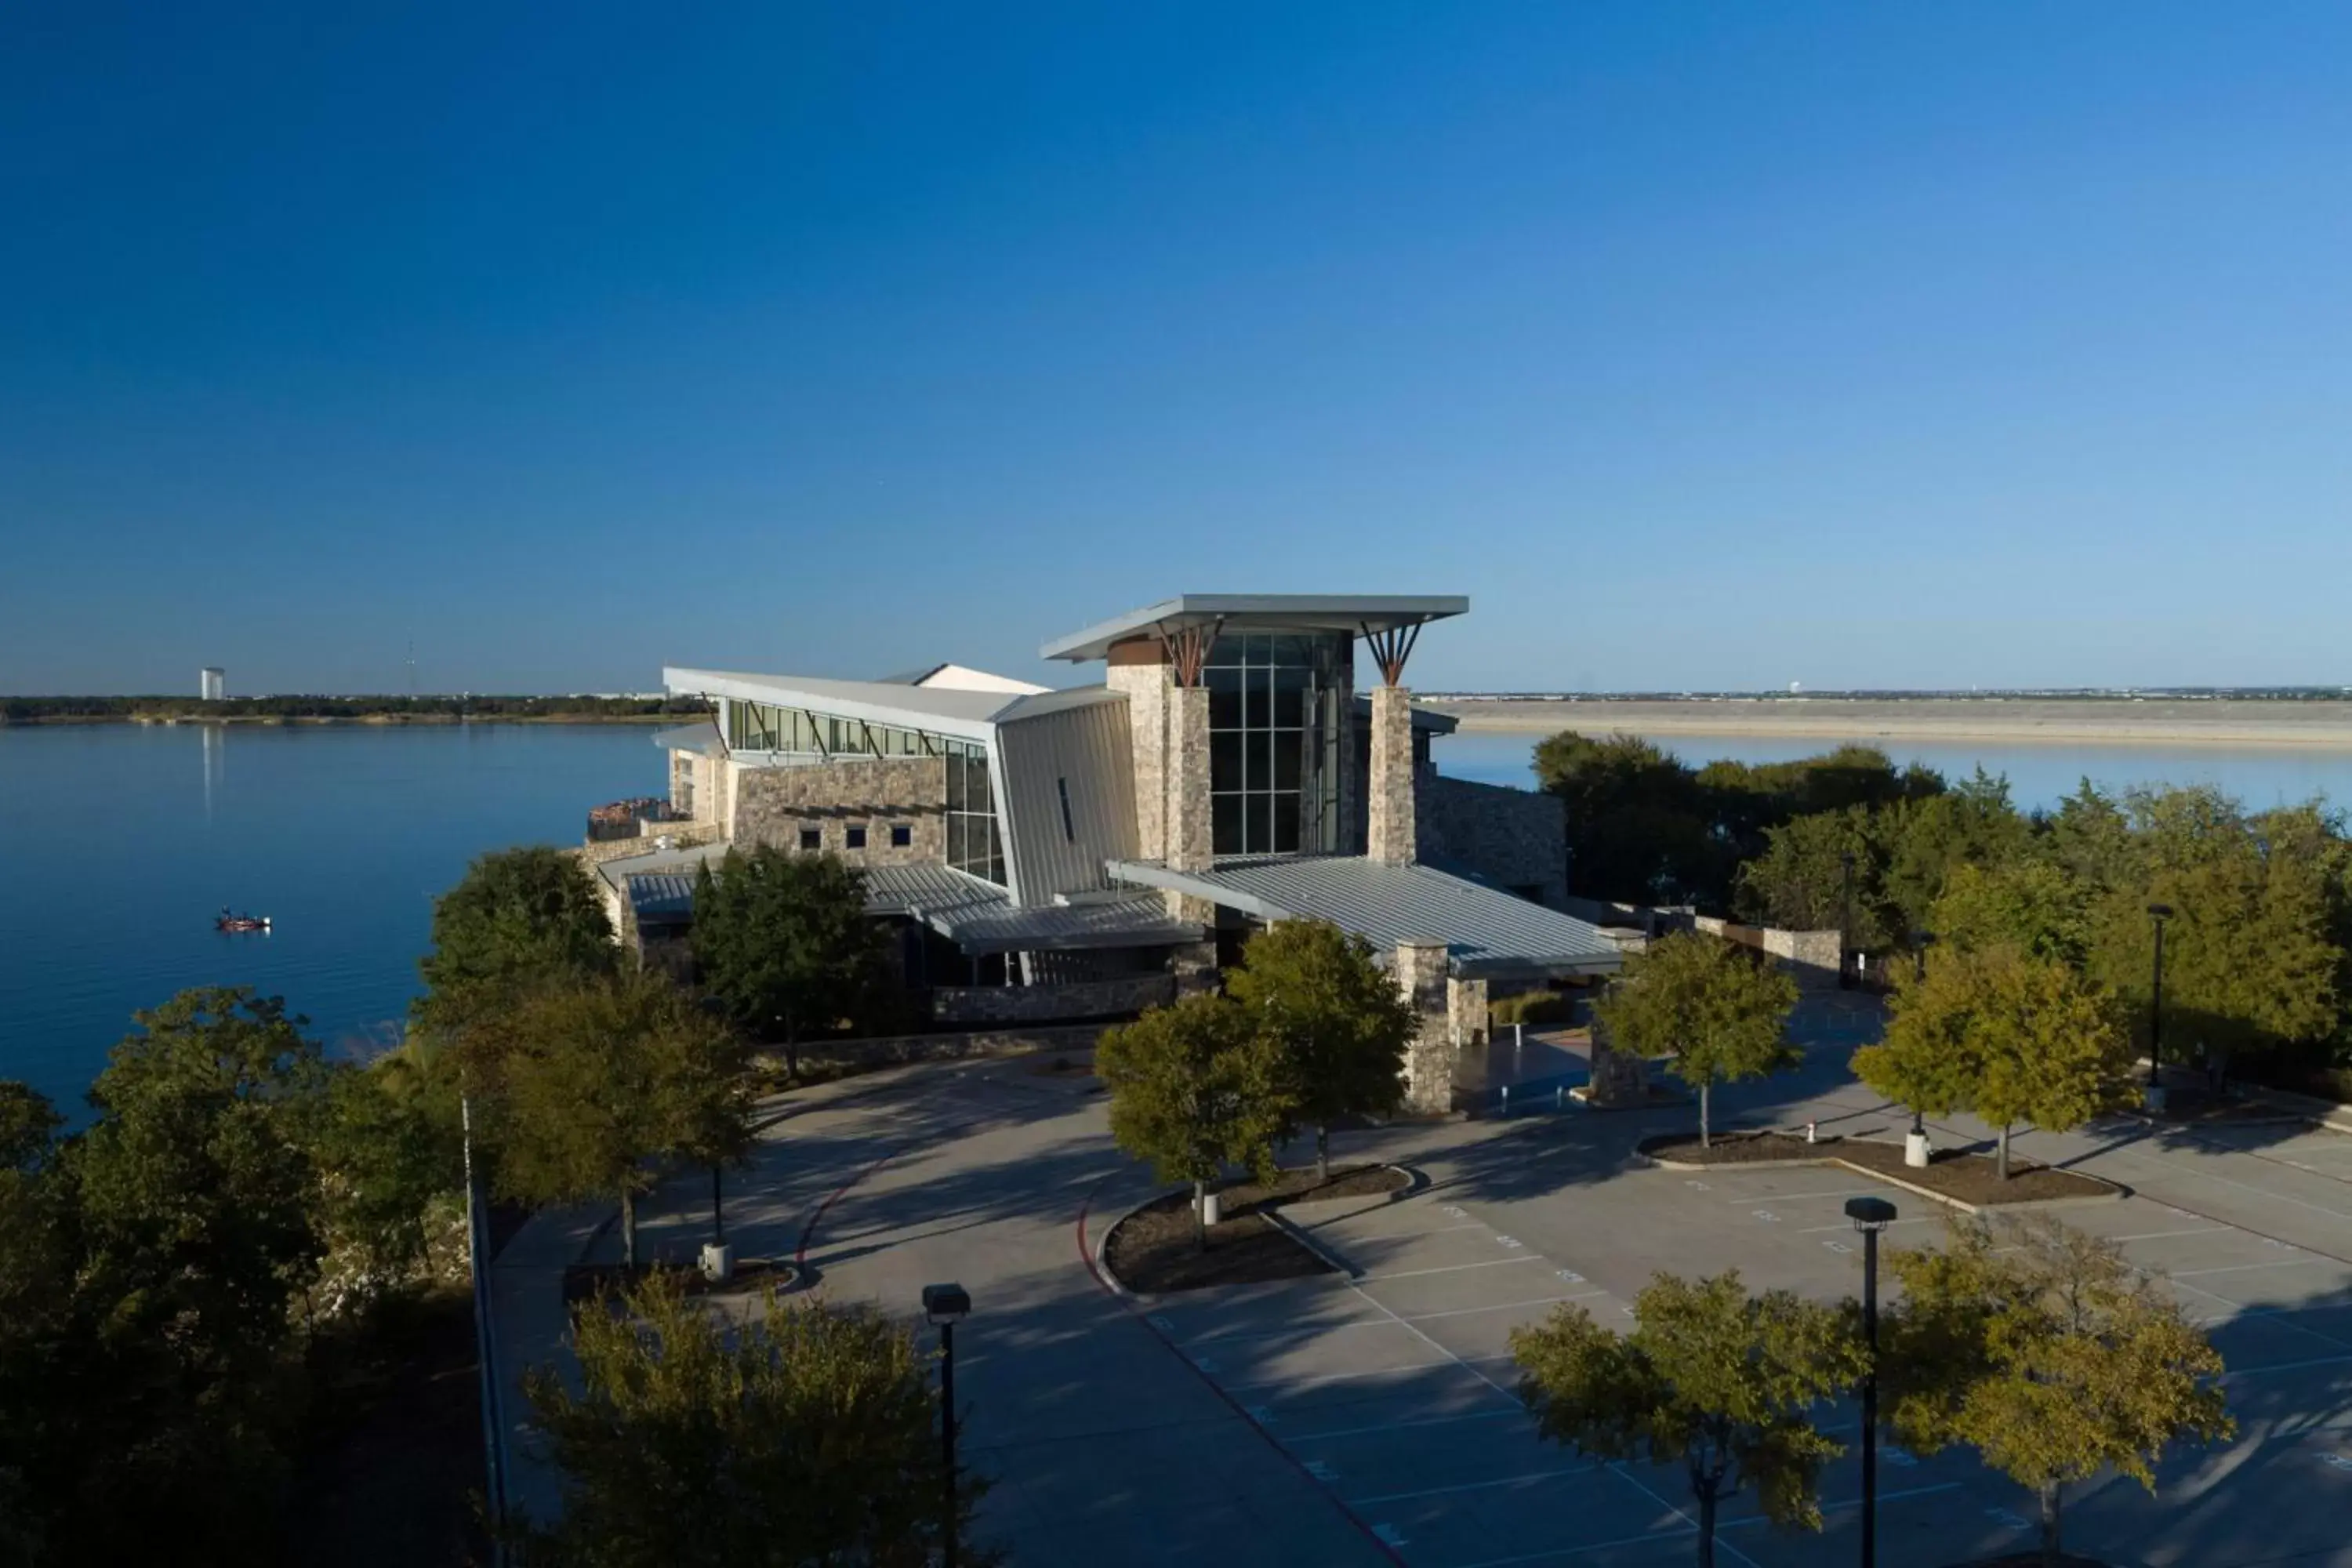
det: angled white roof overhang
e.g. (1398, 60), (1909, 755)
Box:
(1041, 594), (1469, 663)
(664, 667), (1013, 745)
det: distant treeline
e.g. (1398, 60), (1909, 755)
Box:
(1, 694), (714, 724)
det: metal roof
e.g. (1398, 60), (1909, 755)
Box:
(860, 861), (1010, 918)
(651, 719), (725, 756)
(923, 893), (1203, 956)
(1040, 595), (1471, 663)
(664, 668), (1116, 742)
(1105, 855), (1621, 978)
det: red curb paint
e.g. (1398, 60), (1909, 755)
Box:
(1076, 1174), (1409, 1567)
(795, 1143), (906, 1270)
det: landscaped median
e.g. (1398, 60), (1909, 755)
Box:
(1638, 1131), (2124, 1210)
(1101, 1164), (1411, 1293)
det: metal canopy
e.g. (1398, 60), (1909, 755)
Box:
(1040, 594), (1470, 663)
(1105, 854), (1622, 978)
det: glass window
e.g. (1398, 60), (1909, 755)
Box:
(846, 826), (867, 849)
(891, 823), (911, 848)
(799, 827), (821, 851)
(1203, 631), (1346, 857)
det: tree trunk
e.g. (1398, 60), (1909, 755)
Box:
(1693, 1479), (1719, 1568)
(1699, 1080), (1712, 1149)
(1316, 1123), (1331, 1185)
(2039, 1478), (2063, 1567)
(1998, 1122), (2013, 1181)
(711, 1163), (724, 1243)
(621, 1187), (639, 1270)
(1192, 1178), (1207, 1251)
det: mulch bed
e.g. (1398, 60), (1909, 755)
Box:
(562, 1258), (798, 1306)
(1641, 1131), (2114, 1206)
(1103, 1164), (1408, 1294)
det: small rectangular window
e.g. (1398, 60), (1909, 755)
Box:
(846, 826), (867, 850)
(1056, 777), (1076, 843)
(799, 828), (821, 851)
(890, 823), (911, 848)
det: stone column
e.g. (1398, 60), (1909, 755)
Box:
(1368, 684), (1416, 865)
(1448, 975), (1490, 1104)
(1396, 939), (1454, 1114)
(1167, 683), (1213, 874)
(1107, 661), (1168, 862)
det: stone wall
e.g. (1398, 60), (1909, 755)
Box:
(1691, 914), (1842, 990)
(929, 973), (1175, 1025)
(1167, 684), (1211, 873)
(793, 1021), (1109, 1072)
(731, 756), (946, 867)
(1418, 772), (1568, 907)
(1446, 975), (1490, 1104)
(577, 819), (722, 867)
(1368, 684), (1416, 864)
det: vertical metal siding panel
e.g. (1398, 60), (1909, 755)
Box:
(996, 700), (1138, 903)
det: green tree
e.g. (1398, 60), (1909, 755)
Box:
(521, 1272), (989, 1567)
(1594, 932), (1798, 1147)
(2087, 789), (2339, 1073)
(1733, 807), (1900, 951)
(1878, 770), (2031, 935)
(64, 988), (337, 1559)
(416, 845), (615, 1035)
(692, 848), (894, 1077)
(310, 1040), (468, 1312)
(1928, 859), (2091, 967)
(1096, 994), (1294, 1247)
(1535, 731), (1718, 906)
(1512, 1270), (1865, 1567)
(0, 1084), (71, 1566)
(1225, 920), (1417, 1181)
(1883, 1214), (2232, 1568)
(470, 971), (752, 1268)
(1857, 946), (2131, 1178)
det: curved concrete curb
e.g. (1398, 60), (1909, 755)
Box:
(1097, 1163), (1423, 1293)
(1638, 1137), (2129, 1214)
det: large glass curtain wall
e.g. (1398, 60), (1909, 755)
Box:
(943, 742), (1004, 884)
(720, 699), (1004, 885)
(1206, 634), (1345, 856)
(724, 700), (935, 758)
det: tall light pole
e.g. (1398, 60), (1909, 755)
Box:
(1846, 1196), (1899, 1568)
(1839, 851), (1857, 989)
(922, 1283), (973, 1568)
(2147, 903), (2175, 1111)
(1902, 932), (1935, 1166)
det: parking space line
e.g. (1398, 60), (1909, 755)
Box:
(1441, 1483), (1962, 1568)
(1721, 1188), (1882, 1203)
(2221, 1352), (2352, 1381)
(1287, 1407), (1521, 1443)
(2175, 1258), (2325, 1279)
(2168, 1279), (2352, 1352)
(1605, 1462), (1763, 1568)
(1221, 1360), (1458, 1392)
(1362, 1256), (1548, 1283)
(2107, 1225), (2234, 1243)
(1344, 1465), (1596, 1506)
(1180, 1318), (1397, 1348)
(1402, 1291), (1604, 1323)
(1796, 1217), (1933, 1234)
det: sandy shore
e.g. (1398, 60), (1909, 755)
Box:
(1425, 698), (2352, 750)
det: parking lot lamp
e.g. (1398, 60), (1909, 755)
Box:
(921, 1283), (972, 1568)
(2147, 904), (2175, 1110)
(1845, 1196), (1899, 1568)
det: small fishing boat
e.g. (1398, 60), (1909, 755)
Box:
(215, 909), (272, 933)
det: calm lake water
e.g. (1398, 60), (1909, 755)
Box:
(11, 719), (2352, 1115)
(1436, 728), (2352, 815)
(0, 723), (664, 1116)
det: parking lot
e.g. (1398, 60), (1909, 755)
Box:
(1120, 1143), (2352, 1568)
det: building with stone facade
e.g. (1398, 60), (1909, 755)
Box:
(593, 594), (1619, 1109)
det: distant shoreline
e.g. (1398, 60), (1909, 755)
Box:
(1426, 697), (2352, 750)
(0, 713), (685, 728)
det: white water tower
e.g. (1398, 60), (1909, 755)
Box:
(200, 666), (225, 700)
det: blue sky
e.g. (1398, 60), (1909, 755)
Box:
(5, 3), (2349, 695)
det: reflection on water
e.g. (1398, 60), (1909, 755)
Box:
(0, 722), (664, 1116)
(1434, 729), (2352, 815)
